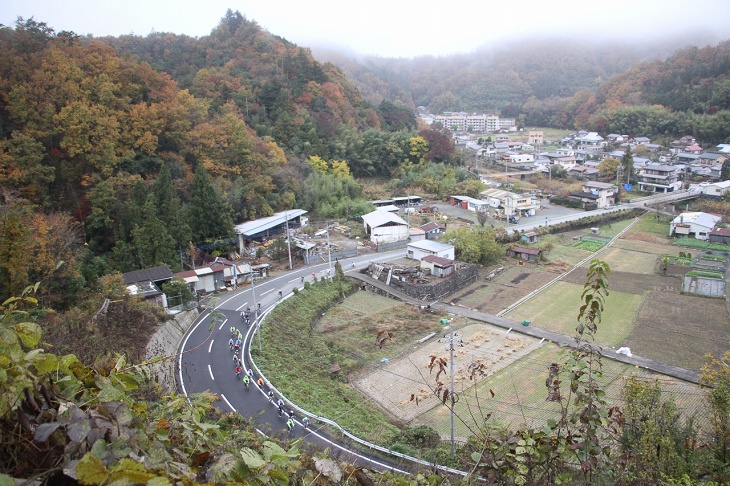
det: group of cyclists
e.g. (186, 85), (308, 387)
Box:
(240, 305), (259, 327)
(220, 263), (360, 434)
(229, 323), (310, 433)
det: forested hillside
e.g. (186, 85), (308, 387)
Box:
(0, 13), (453, 305)
(574, 40), (730, 143)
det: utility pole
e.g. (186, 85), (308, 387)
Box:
(251, 271), (261, 351)
(439, 326), (463, 458)
(285, 210), (293, 271)
(326, 221), (332, 277)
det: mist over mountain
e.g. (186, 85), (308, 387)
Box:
(312, 31), (725, 114)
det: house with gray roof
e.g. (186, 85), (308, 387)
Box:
(122, 265), (174, 308)
(697, 152), (728, 167)
(670, 212), (721, 240)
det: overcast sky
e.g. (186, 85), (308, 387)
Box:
(2, 0), (729, 58)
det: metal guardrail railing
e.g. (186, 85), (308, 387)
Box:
(246, 292), (473, 478)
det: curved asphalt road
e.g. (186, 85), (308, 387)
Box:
(176, 249), (411, 473)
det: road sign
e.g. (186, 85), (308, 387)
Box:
(623, 183), (632, 191)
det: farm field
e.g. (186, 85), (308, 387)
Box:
(544, 241), (593, 266)
(353, 322), (542, 423)
(413, 343), (707, 439)
(613, 237), (679, 256)
(588, 246), (658, 274)
(622, 291), (730, 371)
(448, 264), (560, 314)
(504, 281), (644, 346)
(314, 291), (447, 371)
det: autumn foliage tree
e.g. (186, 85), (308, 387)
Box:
(0, 193), (81, 308)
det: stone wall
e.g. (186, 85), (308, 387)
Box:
(370, 263), (479, 301)
(145, 309), (199, 392)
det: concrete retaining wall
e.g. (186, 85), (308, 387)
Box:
(376, 239), (410, 252)
(145, 309), (199, 392)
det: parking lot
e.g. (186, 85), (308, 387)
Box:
(420, 198), (577, 229)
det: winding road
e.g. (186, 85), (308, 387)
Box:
(176, 249), (414, 473)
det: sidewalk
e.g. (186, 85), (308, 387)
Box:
(350, 273), (700, 384)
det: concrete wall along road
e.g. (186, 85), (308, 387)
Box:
(145, 309), (199, 392)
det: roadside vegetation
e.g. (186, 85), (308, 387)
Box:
(253, 271), (401, 443)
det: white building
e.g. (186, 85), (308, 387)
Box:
(480, 188), (536, 217)
(449, 195), (491, 212)
(670, 212), (722, 240)
(361, 210), (409, 244)
(505, 153), (535, 164)
(433, 114), (515, 133)
(406, 240), (455, 261)
(575, 132), (606, 152)
(636, 165), (682, 193)
(697, 180), (730, 198)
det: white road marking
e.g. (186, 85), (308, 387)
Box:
(218, 317), (228, 331)
(261, 288), (275, 295)
(235, 302), (248, 311)
(208, 340), (214, 353)
(221, 394), (235, 412)
(288, 277), (300, 283)
(208, 364), (214, 380)
(178, 312), (210, 399)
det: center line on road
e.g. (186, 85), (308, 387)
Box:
(236, 302), (248, 311)
(288, 277), (300, 283)
(208, 340), (214, 353)
(208, 364), (214, 380)
(261, 288), (274, 295)
(218, 317), (228, 331)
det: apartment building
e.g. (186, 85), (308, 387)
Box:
(528, 131), (544, 146)
(433, 114), (516, 133)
